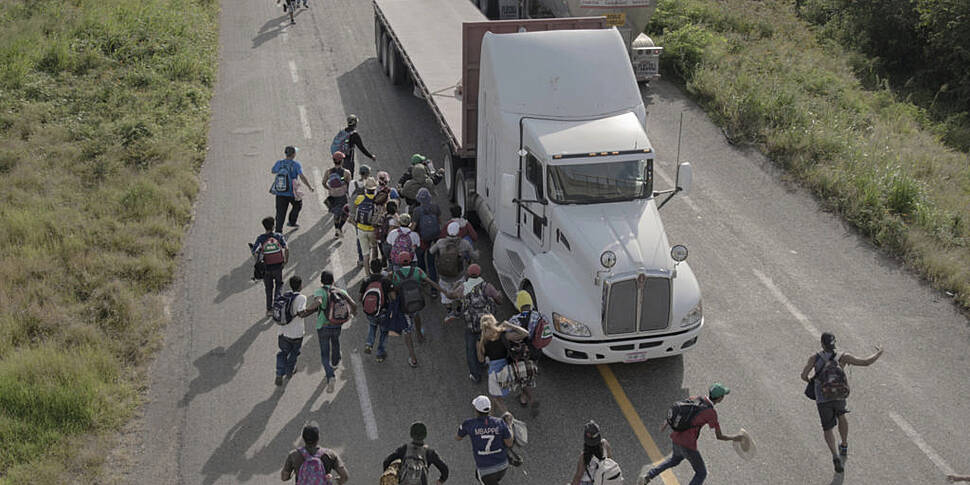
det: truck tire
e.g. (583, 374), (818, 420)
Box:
(444, 150), (457, 201)
(374, 17), (383, 63)
(380, 32), (391, 76)
(388, 46), (405, 86)
(454, 168), (479, 227)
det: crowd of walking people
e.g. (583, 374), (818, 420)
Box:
(244, 117), (952, 485)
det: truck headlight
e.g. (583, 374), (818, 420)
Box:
(680, 301), (702, 328)
(552, 312), (592, 337)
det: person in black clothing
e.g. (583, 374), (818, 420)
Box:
(251, 216), (289, 316)
(382, 422), (449, 485)
(332, 114), (376, 176)
(358, 259), (393, 362)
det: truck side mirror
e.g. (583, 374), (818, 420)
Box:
(676, 162), (692, 196)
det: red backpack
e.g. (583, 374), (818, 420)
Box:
(261, 235), (285, 265)
(361, 280), (384, 316)
(529, 312), (553, 350)
(325, 289), (352, 325)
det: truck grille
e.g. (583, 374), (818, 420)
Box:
(603, 273), (671, 335)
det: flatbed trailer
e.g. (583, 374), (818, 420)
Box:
(373, 0), (605, 160)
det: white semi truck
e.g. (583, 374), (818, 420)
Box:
(373, 0), (703, 364)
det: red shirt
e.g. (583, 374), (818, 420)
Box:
(670, 396), (720, 451)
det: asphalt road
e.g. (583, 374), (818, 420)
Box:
(124, 0), (970, 483)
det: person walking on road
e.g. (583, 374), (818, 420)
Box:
(401, 163), (436, 213)
(457, 395), (515, 485)
(275, 276), (311, 386)
(252, 216), (289, 317)
(388, 251), (450, 349)
(399, 153), (444, 188)
(383, 421), (450, 485)
(569, 420), (616, 485)
(350, 164), (372, 266)
(451, 264), (502, 383)
(329, 114), (376, 177)
(477, 314), (529, 419)
(271, 146), (314, 232)
(387, 213), (419, 271)
(281, 423), (350, 484)
(800, 332), (884, 474)
(439, 204), (478, 244)
(354, 177), (381, 273)
(507, 290), (546, 415)
(639, 383), (745, 485)
(324, 151), (353, 239)
(431, 221), (476, 321)
(412, 188), (442, 297)
(306, 271), (357, 392)
(376, 200), (400, 269)
(359, 259), (392, 362)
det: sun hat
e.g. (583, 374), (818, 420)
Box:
(472, 395), (491, 413)
(364, 177), (378, 190)
(709, 383), (730, 399)
(733, 428), (757, 460)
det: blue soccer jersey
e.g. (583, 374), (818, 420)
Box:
(458, 416), (511, 474)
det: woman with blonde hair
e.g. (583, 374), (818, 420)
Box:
(477, 314), (529, 419)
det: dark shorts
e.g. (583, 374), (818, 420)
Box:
(817, 399), (847, 431)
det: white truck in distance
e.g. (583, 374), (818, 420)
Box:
(373, 1), (702, 364)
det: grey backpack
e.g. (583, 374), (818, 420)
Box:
(398, 443), (429, 485)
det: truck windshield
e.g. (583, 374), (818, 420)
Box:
(546, 159), (652, 204)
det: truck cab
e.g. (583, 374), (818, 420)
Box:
(459, 28), (703, 364)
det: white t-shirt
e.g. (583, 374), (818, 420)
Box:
(386, 227), (420, 248)
(278, 293), (307, 339)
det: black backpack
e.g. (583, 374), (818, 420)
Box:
(395, 268), (425, 314)
(666, 397), (711, 432)
(355, 195), (377, 226)
(816, 352), (850, 400)
(272, 291), (298, 325)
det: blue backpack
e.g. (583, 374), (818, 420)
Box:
(417, 208), (440, 242)
(330, 129), (353, 155)
(271, 161), (294, 195)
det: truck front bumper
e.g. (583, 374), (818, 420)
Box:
(542, 320), (704, 365)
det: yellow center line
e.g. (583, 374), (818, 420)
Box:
(597, 364), (680, 485)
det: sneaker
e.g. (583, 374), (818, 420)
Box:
(274, 375), (283, 386)
(833, 456), (843, 474)
(287, 222), (300, 229)
(286, 369), (296, 379)
(376, 354), (386, 363)
(408, 358), (418, 368)
(335, 229), (342, 238)
(325, 377), (334, 392)
(468, 373), (480, 383)
(363, 345), (372, 354)
(839, 444), (848, 456)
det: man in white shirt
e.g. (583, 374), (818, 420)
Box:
(385, 213), (420, 270)
(276, 276), (311, 386)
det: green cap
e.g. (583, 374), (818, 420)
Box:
(410, 154), (427, 165)
(709, 383), (730, 399)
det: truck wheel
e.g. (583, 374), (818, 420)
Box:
(444, 150), (456, 201)
(380, 32), (391, 76)
(374, 18), (383, 62)
(454, 168), (469, 218)
(388, 46), (404, 86)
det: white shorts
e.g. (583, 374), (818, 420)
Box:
(357, 228), (377, 249)
(438, 276), (464, 304)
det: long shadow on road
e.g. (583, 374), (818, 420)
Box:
(180, 315), (273, 408)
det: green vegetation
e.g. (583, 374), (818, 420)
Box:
(0, 0), (216, 481)
(648, 0), (970, 306)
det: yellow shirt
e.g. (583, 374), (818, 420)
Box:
(354, 194), (377, 231)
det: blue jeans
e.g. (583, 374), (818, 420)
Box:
(417, 246), (438, 283)
(465, 330), (482, 379)
(366, 315), (388, 357)
(647, 443), (707, 485)
(317, 326), (342, 378)
(276, 335), (303, 377)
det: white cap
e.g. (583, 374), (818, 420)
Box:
(447, 221), (460, 237)
(472, 395), (491, 413)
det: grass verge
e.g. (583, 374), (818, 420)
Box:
(647, 0), (970, 308)
(0, 0), (217, 481)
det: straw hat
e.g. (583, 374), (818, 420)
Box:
(733, 428), (757, 460)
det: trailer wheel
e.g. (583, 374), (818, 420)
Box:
(454, 168), (469, 217)
(374, 17), (383, 62)
(444, 150), (457, 201)
(380, 32), (391, 76)
(388, 46), (405, 86)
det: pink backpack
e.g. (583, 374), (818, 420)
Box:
(297, 447), (333, 485)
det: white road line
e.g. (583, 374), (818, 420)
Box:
(752, 268), (820, 339)
(889, 411), (953, 475)
(288, 60), (299, 83)
(298, 105), (312, 140)
(350, 353), (379, 440)
(656, 166), (700, 213)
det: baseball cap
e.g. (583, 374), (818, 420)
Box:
(515, 290), (533, 312)
(332, 151), (345, 161)
(467, 263), (481, 277)
(347, 114), (358, 126)
(377, 171), (390, 184)
(583, 420), (601, 446)
(472, 395), (491, 413)
(398, 213), (411, 226)
(364, 177), (378, 190)
(447, 221), (460, 236)
(709, 382), (730, 399)
(409, 421), (428, 442)
(284, 146), (297, 156)
(359, 164), (371, 175)
(410, 153), (427, 165)
(821, 332), (836, 349)
(396, 251), (412, 265)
